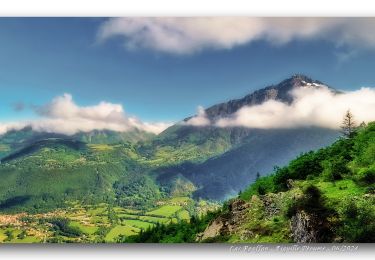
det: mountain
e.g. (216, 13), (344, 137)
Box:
(0, 74), (341, 211)
(151, 75), (340, 200)
(0, 127), (155, 159)
(156, 127), (338, 200)
(0, 127), (66, 158)
(0, 128), (157, 213)
(0, 137), (159, 212)
(125, 122), (375, 243)
(0, 138), (86, 164)
(73, 129), (155, 144)
(199, 122), (375, 243)
(186, 74), (335, 122)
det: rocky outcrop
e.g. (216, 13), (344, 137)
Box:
(259, 194), (282, 218)
(290, 210), (321, 243)
(197, 193), (289, 242)
(196, 199), (250, 241)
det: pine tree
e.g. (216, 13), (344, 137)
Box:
(359, 121), (367, 128)
(341, 109), (357, 138)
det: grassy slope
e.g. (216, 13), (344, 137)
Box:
(0, 140), (158, 213)
(0, 196), (219, 243)
(125, 122), (375, 243)
(232, 122), (375, 242)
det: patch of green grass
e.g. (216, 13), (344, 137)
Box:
(0, 144), (10, 152)
(123, 209), (141, 215)
(139, 215), (170, 224)
(118, 213), (139, 219)
(146, 205), (182, 217)
(113, 207), (125, 213)
(69, 221), (98, 235)
(105, 225), (139, 242)
(10, 236), (40, 243)
(91, 216), (109, 224)
(87, 207), (106, 216)
(122, 219), (154, 230)
(177, 210), (190, 221)
(0, 229), (7, 242)
(169, 197), (190, 203)
(314, 179), (365, 201)
(88, 144), (114, 152)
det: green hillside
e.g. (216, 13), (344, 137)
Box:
(125, 122), (375, 243)
(0, 127), (154, 159)
(153, 127), (338, 200)
(73, 129), (155, 144)
(0, 139), (160, 213)
(137, 125), (238, 166)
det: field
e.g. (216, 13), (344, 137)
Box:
(105, 225), (139, 242)
(146, 205), (182, 217)
(0, 197), (219, 243)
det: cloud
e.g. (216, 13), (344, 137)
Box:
(184, 106), (210, 127)
(0, 122), (27, 135)
(0, 94), (171, 135)
(187, 86), (375, 129)
(97, 17), (375, 55)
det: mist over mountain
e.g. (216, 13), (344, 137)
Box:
(0, 127), (155, 159)
(196, 74), (329, 121)
(153, 75), (340, 199)
(0, 74), (347, 205)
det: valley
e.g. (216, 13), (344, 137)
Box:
(0, 197), (219, 243)
(3, 75), (370, 243)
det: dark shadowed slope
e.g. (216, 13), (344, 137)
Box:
(152, 75), (340, 200)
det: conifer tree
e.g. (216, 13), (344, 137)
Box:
(341, 109), (357, 138)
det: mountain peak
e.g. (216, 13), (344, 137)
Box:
(280, 74), (324, 88)
(203, 74), (331, 120)
(290, 73), (318, 82)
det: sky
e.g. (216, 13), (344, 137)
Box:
(1, 17), (375, 134)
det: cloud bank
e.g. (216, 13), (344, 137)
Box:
(97, 17), (375, 54)
(184, 106), (210, 127)
(0, 94), (171, 135)
(187, 86), (375, 129)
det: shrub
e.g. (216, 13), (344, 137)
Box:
(321, 156), (350, 181)
(286, 185), (332, 218)
(338, 199), (375, 242)
(274, 151), (326, 190)
(4, 230), (14, 241)
(366, 186), (375, 194)
(48, 218), (83, 238)
(358, 167), (375, 184)
(17, 230), (27, 239)
(240, 175), (275, 200)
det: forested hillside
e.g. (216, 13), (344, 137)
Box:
(126, 121), (375, 243)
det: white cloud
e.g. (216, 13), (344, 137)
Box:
(0, 94), (171, 135)
(0, 122), (27, 135)
(214, 86), (375, 129)
(97, 17), (375, 55)
(185, 106), (210, 126)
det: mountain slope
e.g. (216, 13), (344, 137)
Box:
(73, 129), (155, 144)
(199, 122), (375, 243)
(0, 127), (66, 159)
(125, 122), (375, 243)
(151, 75), (340, 199)
(0, 74), (343, 209)
(0, 127), (154, 159)
(0, 139), (160, 213)
(199, 74), (331, 121)
(156, 127), (338, 200)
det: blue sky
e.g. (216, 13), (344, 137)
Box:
(1, 17), (375, 127)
